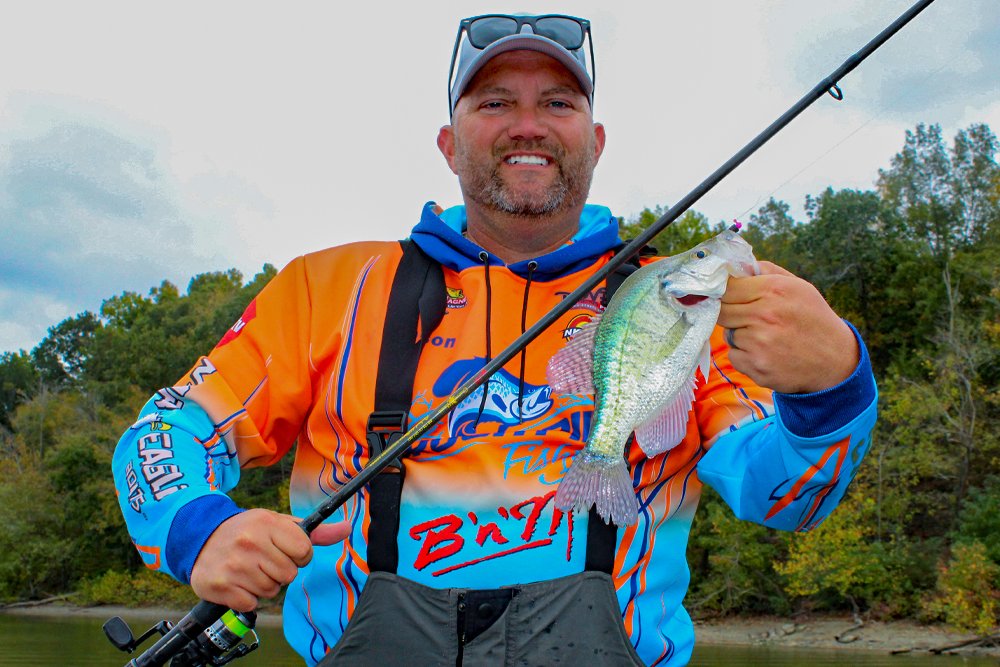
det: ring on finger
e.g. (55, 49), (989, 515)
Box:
(724, 327), (740, 351)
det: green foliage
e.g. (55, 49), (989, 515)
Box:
(31, 312), (102, 388)
(0, 266), (275, 604)
(77, 569), (199, 607)
(0, 350), (38, 429)
(776, 493), (916, 614)
(687, 487), (790, 617)
(953, 476), (1000, 564)
(925, 541), (1000, 635)
(621, 207), (716, 256)
(0, 466), (71, 601)
(745, 198), (799, 269)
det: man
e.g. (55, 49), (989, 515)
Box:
(113, 13), (876, 666)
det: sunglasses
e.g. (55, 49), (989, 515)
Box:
(463, 14), (590, 50)
(448, 14), (595, 114)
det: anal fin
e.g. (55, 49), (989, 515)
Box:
(634, 374), (697, 456)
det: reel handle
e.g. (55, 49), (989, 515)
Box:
(126, 600), (228, 667)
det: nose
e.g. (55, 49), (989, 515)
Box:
(506, 105), (549, 142)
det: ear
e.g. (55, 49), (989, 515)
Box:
(592, 122), (606, 164)
(437, 125), (459, 175)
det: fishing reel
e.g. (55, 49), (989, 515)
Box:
(103, 608), (259, 667)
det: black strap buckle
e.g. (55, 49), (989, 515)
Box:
(366, 410), (410, 472)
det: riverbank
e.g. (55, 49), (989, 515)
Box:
(693, 615), (999, 658)
(3, 602), (997, 658)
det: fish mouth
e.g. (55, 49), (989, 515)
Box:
(676, 294), (709, 306)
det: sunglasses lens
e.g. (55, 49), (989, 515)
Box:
(467, 16), (519, 49)
(534, 17), (586, 50)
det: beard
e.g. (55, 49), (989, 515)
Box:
(454, 138), (597, 217)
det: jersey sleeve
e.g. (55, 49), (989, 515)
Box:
(111, 255), (318, 583)
(694, 322), (877, 532)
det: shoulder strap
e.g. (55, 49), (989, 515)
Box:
(367, 239), (445, 573)
(373, 239), (447, 417)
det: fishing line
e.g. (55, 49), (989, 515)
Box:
(735, 54), (955, 221)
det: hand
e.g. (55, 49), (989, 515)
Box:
(717, 261), (859, 394)
(190, 508), (351, 611)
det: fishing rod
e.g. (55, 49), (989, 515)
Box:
(106, 0), (935, 664)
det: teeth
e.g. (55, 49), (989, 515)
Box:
(506, 155), (549, 166)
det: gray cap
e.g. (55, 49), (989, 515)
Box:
(449, 24), (593, 118)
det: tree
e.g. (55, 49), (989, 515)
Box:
(744, 198), (799, 269)
(0, 351), (39, 429)
(621, 206), (716, 255)
(31, 312), (102, 388)
(878, 122), (1000, 263)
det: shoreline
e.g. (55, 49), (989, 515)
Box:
(692, 614), (998, 657)
(3, 603), (997, 657)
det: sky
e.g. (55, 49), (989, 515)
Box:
(1, 0), (998, 354)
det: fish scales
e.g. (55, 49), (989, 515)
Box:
(547, 228), (758, 526)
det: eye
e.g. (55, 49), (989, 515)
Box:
(695, 250), (707, 259)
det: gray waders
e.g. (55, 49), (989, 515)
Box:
(319, 241), (646, 666)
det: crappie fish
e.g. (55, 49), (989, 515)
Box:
(546, 228), (758, 525)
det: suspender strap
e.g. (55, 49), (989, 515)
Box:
(367, 240), (446, 573)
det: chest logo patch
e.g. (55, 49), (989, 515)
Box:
(446, 287), (468, 309)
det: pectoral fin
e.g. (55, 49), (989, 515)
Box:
(546, 313), (602, 394)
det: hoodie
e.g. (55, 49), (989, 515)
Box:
(112, 202), (877, 666)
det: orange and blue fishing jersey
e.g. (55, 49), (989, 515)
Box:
(113, 203), (877, 666)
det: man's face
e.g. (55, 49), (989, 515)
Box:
(438, 50), (605, 217)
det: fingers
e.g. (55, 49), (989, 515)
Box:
(755, 260), (795, 277)
(721, 261), (795, 306)
(311, 521), (352, 546)
(191, 509), (339, 612)
(714, 262), (859, 393)
(270, 514), (315, 567)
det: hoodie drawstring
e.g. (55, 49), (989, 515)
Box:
(517, 261), (537, 422)
(475, 251), (492, 426)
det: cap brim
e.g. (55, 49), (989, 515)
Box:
(450, 33), (593, 116)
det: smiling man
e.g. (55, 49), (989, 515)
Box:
(112, 13), (876, 666)
(440, 47), (606, 262)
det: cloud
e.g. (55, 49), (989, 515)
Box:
(0, 106), (216, 352)
(771, 0), (1000, 125)
(0, 285), (73, 354)
(1, 123), (192, 293)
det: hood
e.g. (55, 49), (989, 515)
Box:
(409, 202), (624, 282)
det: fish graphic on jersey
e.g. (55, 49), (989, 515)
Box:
(546, 227), (759, 525)
(434, 358), (552, 437)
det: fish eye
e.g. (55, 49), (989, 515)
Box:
(695, 250), (708, 259)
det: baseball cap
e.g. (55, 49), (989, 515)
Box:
(448, 14), (595, 118)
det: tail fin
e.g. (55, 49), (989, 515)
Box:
(555, 451), (638, 526)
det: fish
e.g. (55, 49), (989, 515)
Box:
(546, 227), (759, 525)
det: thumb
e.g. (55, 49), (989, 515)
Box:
(756, 260), (796, 278)
(309, 521), (352, 546)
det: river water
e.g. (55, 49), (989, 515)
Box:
(0, 612), (993, 666)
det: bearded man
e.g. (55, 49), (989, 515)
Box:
(113, 13), (875, 666)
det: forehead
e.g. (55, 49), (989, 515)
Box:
(463, 50), (586, 98)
